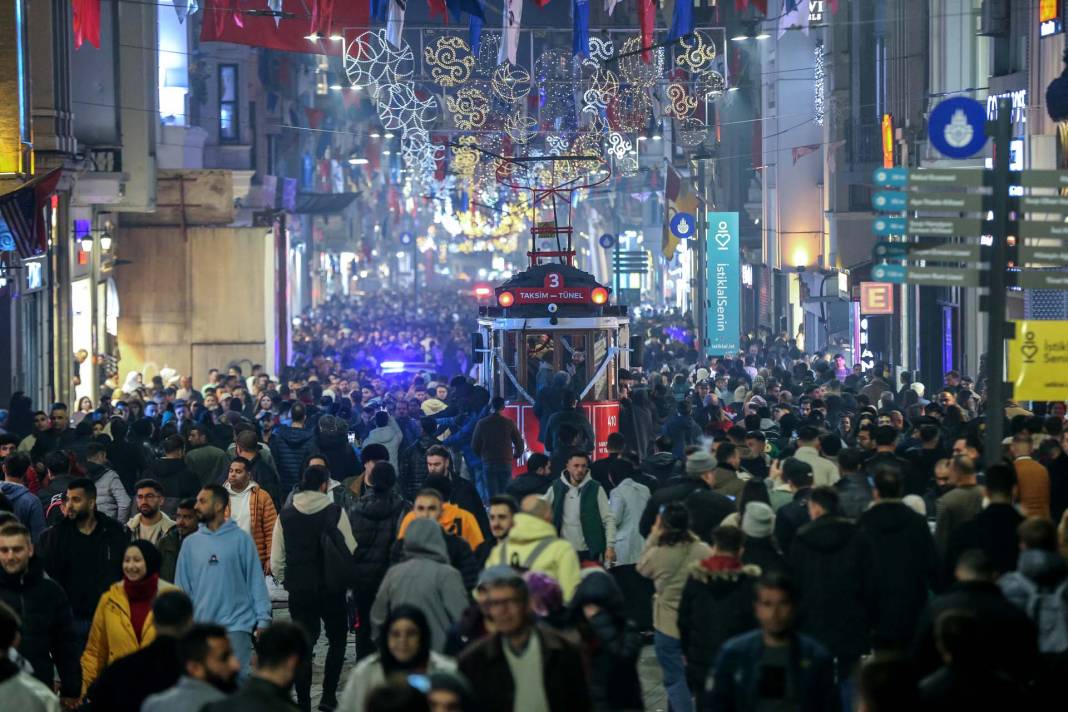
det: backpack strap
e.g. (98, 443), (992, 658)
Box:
(523, 537), (556, 569)
(497, 541), (509, 566)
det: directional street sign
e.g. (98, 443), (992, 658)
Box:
(909, 218), (985, 236)
(1020, 171), (1068, 189)
(872, 167), (985, 188)
(1017, 271), (1068, 290)
(908, 194), (986, 211)
(873, 191), (907, 212)
(1019, 245), (1068, 265)
(872, 263), (980, 286)
(873, 217), (906, 236)
(873, 243), (980, 262)
(1020, 221), (1068, 239)
(927, 96), (988, 159)
(1021, 196), (1068, 214)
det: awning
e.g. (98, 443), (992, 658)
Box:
(294, 192), (360, 215)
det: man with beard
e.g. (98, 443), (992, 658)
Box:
(127, 479), (176, 547)
(141, 623), (242, 712)
(38, 478), (126, 653)
(425, 445), (491, 539)
(201, 622), (309, 712)
(160, 498), (200, 582)
(86, 591), (195, 712)
(175, 484), (271, 680)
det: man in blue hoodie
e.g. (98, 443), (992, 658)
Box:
(176, 483), (271, 681)
(1, 452), (44, 542)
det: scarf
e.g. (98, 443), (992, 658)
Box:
(124, 573), (159, 643)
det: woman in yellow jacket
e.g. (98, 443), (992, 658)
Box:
(80, 540), (177, 697)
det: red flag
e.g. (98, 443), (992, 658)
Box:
(752, 0), (768, 13)
(637, 0), (654, 63)
(201, 0), (370, 54)
(72, 0), (101, 49)
(428, 0), (448, 21)
(791, 144), (820, 165)
(828, 0), (838, 12)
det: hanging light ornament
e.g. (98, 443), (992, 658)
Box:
(676, 30), (717, 72)
(676, 117), (708, 147)
(492, 62), (531, 103)
(618, 35), (663, 88)
(425, 36), (475, 88)
(446, 86), (491, 129)
(695, 70), (726, 98)
(504, 111), (537, 144)
(666, 82), (698, 119)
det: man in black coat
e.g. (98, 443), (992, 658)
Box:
(678, 525), (759, 709)
(86, 590), (194, 712)
(638, 450), (734, 543)
(506, 453), (554, 500)
(774, 457), (814, 555)
(202, 622), (308, 712)
(425, 445), (490, 539)
(38, 477), (127, 651)
(944, 464), (1024, 579)
(789, 486), (879, 687)
(857, 466), (939, 651)
(912, 549), (1038, 683)
(0, 520), (81, 705)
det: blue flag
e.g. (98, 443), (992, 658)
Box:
(469, 13), (483, 55)
(572, 0), (590, 56)
(667, 0), (692, 42)
(371, 0), (389, 22)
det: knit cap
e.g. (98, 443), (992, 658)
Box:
(686, 450), (717, 475)
(741, 502), (775, 539)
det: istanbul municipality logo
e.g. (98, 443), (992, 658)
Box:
(944, 110), (974, 149)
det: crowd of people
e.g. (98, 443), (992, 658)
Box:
(0, 295), (1067, 712)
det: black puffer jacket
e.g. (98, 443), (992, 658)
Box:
(399, 435), (440, 502)
(317, 430), (361, 482)
(789, 515), (879, 662)
(268, 425), (317, 491)
(678, 556), (760, 695)
(0, 558), (81, 697)
(347, 488), (410, 595)
(569, 570), (644, 712)
(857, 500), (940, 649)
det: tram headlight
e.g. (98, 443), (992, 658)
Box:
(497, 291), (515, 307)
(591, 287), (609, 305)
(547, 303), (558, 313)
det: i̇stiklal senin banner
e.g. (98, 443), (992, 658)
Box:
(706, 212), (740, 355)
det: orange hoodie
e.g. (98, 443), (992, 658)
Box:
(398, 502), (484, 551)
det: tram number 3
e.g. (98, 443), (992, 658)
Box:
(544, 273), (562, 289)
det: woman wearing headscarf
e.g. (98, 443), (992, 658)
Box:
(337, 605), (457, 710)
(79, 541), (177, 698)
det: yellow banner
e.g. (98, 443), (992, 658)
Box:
(1007, 320), (1068, 400)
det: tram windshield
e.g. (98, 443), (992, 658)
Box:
(497, 329), (618, 402)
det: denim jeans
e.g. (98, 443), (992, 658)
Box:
(483, 462), (513, 500)
(228, 630), (254, 682)
(654, 630), (693, 712)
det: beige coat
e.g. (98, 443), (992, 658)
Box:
(637, 533), (712, 638)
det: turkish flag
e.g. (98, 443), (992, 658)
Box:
(73, 0), (101, 49)
(201, 0), (370, 54)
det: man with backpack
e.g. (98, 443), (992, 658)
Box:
(998, 517), (1068, 655)
(484, 496), (582, 600)
(269, 464), (356, 711)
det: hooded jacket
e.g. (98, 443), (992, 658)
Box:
(86, 462), (131, 523)
(608, 478), (650, 566)
(789, 515), (879, 661)
(857, 500), (940, 649)
(399, 435), (440, 501)
(543, 407), (596, 454)
(175, 520), (271, 634)
(545, 473), (616, 559)
(484, 513), (582, 600)
(570, 570), (644, 712)
(678, 555), (760, 691)
(0, 558), (81, 697)
(364, 418), (404, 471)
(998, 548), (1068, 653)
(398, 501), (484, 552)
(641, 451), (682, 483)
(316, 429), (361, 482)
(80, 578), (180, 696)
(370, 518), (469, 651)
(269, 490), (356, 590)
(223, 482), (277, 572)
(0, 481), (45, 542)
(268, 424), (316, 491)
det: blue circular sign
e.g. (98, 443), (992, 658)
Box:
(399, 231), (413, 245)
(598, 233), (616, 249)
(927, 97), (987, 159)
(670, 212), (697, 240)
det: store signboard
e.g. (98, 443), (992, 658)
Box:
(705, 212), (740, 355)
(860, 282), (895, 315)
(1041, 0), (1063, 37)
(1008, 321), (1068, 399)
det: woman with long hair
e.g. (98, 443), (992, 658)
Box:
(72, 396), (95, 426)
(337, 605), (456, 711)
(80, 541), (177, 699)
(638, 501), (712, 712)
(719, 478), (772, 529)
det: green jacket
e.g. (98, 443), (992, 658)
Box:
(550, 477), (608, 559)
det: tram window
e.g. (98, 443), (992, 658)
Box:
(499, 332), (519, 400)
(559, 333), (588, 398)
(586, 331), (612, 401)
(525, 333), (554, 394)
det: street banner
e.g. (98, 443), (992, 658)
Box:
(1008, 320), (1068, 400)
(706, 212), (741, 355)
(499, 0), (524, 65)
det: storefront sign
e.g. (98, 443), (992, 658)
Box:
(705, 212), (740, 355)
(860, 282), (895, 315)
(986, 89), (1028, 124)
(1041, 0), (1062, 37)
(882, 114), (894, 168)
(1008, 320), (1068, 399)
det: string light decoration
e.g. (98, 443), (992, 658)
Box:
(451, 136), (481, 177)
(491, 63), (531, 103)
(813, 43), (825, 126)
(695, 70), (726, 98)
(589, 37), (615, 62)
(666, 82), (698, 118)
(377, 82), (438, 132)
(445, 86), (491, 129)
(607, 91), (653, 133)
(606, 131), (633, 159)
(425, 36), (475, 88)
(505, 110), (538, 143)
(344, 30), (414, 95)
(676, 117), (708, 147)
(676, 31), (717, 72)
(617, 36), (664, 88)
(579, 58), (619, 115)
